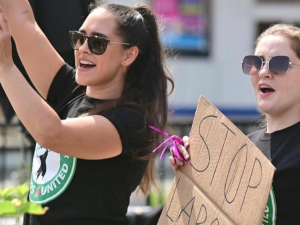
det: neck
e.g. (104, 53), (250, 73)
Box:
(86, 82), (123, 100)
(266, 112), (300, 133)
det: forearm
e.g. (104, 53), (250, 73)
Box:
(0, 1), (64, 99)
(0, 0), (36, 35)
(0, 65), (62, 145)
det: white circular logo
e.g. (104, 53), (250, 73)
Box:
(29, 144), (77, 204)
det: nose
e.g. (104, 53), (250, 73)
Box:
(258, 61), (272, 79)
(78, 38), (91, 54)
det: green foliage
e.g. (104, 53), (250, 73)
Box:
(0, 183), (48, 218)
(149, 189), (167, 207)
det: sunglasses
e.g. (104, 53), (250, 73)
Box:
(241, 55), (300, 75)
(69, 31), (132, 55)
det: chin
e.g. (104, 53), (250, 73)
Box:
(257, 102), (272, 114)
(75, 74), (88, 86)
(76, 79), (89, 87)
(258, 104), (281, 118)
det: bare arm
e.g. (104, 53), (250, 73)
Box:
(1, 66), (122, 159)
(0, 9), (122, 160)
(0, 1), (65, 99)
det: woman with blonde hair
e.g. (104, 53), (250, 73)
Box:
(241, 23), (300, 224)
(172, 23), (300, 224)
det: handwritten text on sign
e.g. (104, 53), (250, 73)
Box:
(158, 96), (275, 225)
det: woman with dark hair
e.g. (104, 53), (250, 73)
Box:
(0, 0), (174, 224)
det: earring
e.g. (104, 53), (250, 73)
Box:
(123, 64), (126, 74)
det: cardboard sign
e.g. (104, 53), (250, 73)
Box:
(158, 96), (275, 225)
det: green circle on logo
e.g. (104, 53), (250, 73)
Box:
(29, 144), (77, 204)
(262, 186), (277, 225)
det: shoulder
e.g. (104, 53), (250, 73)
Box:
(102, 105), (145, 122)
(55, 63), (76, 79)
(100, 105), (148, 154)
(247, 129), (262, 138)
(99, 104), (147, 131)
(247, 128), (265, 143)
(104, 105), (146, 134)
(47, 64), (85, 113)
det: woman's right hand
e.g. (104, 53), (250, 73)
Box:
(169, 136), (190, 172)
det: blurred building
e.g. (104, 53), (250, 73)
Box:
(165, 0), (300, 135)
(111, 0), (300, 134)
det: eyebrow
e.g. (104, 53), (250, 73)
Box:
(256, 55), (265, 60)
(78, 29), (109, 39)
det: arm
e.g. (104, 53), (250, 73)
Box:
(1, 68), (122, 159)
(0, 11), (122, 160)
(0, 1), (65, 99)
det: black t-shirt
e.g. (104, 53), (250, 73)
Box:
(24, 64), (149, 225)
(248, 121), (300, 225)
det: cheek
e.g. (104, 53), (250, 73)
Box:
(276, 74), (300, 101)
(249, 76), (257, 90)
(97, 52), (123, 70)
(95, 56), (119, 75)
(284, 78), (300, 96)
(74, 51), (79, 67)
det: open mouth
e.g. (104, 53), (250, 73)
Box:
(79, 60), (96, 68)
(260, 86), (275, 94)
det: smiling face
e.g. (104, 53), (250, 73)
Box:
(251, 35), (300, 118)
(74, 7), (128, 98)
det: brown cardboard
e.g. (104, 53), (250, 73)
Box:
(158, 96), (275, 225)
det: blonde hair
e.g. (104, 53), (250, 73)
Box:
(256, 23), (300, 58)
(255, 24), (300, 128)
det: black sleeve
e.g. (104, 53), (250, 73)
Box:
(47, 64), (86, 111)
(247, 129), (271, 160)
(101, 107), (148, 155)
(247, 131), (260, 144)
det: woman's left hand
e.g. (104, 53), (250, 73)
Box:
(0, 6), (13, 72)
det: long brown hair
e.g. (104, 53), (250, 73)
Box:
(87, 2), (174, 194)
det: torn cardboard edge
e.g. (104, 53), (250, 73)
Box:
(158, 96), (275, 225)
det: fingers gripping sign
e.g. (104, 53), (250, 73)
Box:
(149, 125), (190, 172)
(169, 136), (190, 171)
(182, 136), (190, 149)
(0, 6), (13, 70)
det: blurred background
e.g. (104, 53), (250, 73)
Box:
(1, 0), (300, 223)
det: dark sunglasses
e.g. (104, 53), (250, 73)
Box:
(241, 55), (300, 75)
(69, 31), (132, 55)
